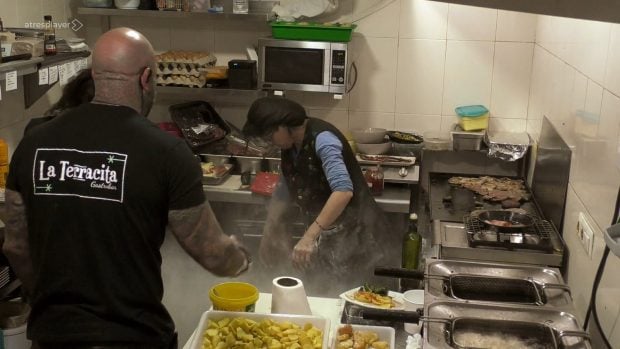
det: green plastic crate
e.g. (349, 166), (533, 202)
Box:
(270, 21), (357, 42)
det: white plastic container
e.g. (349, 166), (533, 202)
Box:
(190, 310), (330, 349)
(2, 323), (30, 349)
(333, 324), (395, 349)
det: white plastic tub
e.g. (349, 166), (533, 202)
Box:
(190, 310), (330, 349)
(2, 323), (30, 349)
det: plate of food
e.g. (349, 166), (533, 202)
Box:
(201, 162), (233, 185)
(339, 284), (405, 310)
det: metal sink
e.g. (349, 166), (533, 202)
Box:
(424, 259), (573, 310)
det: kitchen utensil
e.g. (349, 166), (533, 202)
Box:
(169, 101), (230, 149)
(356, 141), (392, 155)
(271, 276), (311, 315)
(374, 267), (570, 306)
(360, 309), (589, 349)
(209, 282), (258, 312)
(202, 163), (233, 186)
(83, 0), (113, 7)
(451, 124), (485, 151)
(475, 210), (536, 232)
(422, 131), (450, 151)
(350, 128), (387, 144)
(387, 131), (423, 144)
(455, 105), (489, 131)
(398, 167), (408, 178)
(114, 0), (140, 8)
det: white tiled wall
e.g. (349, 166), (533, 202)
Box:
(529, 14), (620, 343)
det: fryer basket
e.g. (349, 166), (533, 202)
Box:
(448, 318), (590, 349)
(446, 275), (542, 305)
(449, 318), (557, 349)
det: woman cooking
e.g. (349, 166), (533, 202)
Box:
(243, 96), (392, 296)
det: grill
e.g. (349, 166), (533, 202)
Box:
(465, 215), (556, 253)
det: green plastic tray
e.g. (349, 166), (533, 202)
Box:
(270, 21), (357, 42)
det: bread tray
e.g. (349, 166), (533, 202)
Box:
(202, 164), (233, 185)
(356, 155), (415, 167)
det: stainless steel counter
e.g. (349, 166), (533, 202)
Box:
(204, 172), (417, 214)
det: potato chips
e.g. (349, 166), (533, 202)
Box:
(202, 317), (323, 349)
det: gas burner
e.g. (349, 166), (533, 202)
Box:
(464, 216), (555, 253)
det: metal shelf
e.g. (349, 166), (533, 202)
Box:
(156, 86), (267, 105)
(77, 7), (272, 21)
(0, 58), (44, 81)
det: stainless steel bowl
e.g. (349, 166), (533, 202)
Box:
(199, 154), (232, 165)
(235, 156), (263, 174)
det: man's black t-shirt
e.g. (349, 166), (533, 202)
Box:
(7, 103), (205, 345)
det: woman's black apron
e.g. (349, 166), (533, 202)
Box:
(281, 118), (392, 296)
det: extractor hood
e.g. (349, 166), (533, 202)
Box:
(428, 0), (620, 24)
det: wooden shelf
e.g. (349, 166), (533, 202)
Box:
(77, 7), (272, 21)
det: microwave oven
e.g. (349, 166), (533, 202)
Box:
(258, 38), (348, 94)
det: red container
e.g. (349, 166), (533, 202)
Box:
(157, 122), (183, 138)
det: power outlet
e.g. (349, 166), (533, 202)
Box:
(577, 212), (595, 257)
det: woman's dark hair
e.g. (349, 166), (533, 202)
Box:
(44, 69), (95, 117)
(242, 96), (308, 138)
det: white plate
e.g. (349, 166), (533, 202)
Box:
(339, 287), (405, 310)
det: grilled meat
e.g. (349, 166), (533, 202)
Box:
(448, 176), (529, 203)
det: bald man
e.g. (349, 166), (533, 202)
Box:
(3, 28), (249, 349)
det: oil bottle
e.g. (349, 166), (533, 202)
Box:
(401, 213), (422, 290)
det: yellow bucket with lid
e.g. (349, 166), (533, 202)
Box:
(209, 282), (259, 312)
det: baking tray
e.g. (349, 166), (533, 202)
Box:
(356, 154), (415, 167)
(169, 101), (230, 148)
(202, 163), (233, 185)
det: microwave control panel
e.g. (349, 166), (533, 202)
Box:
(330, 50), (346, 85)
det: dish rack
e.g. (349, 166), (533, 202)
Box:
(156, 0), (189, 11)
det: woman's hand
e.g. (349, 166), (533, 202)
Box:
(292, 235), (318, 270)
